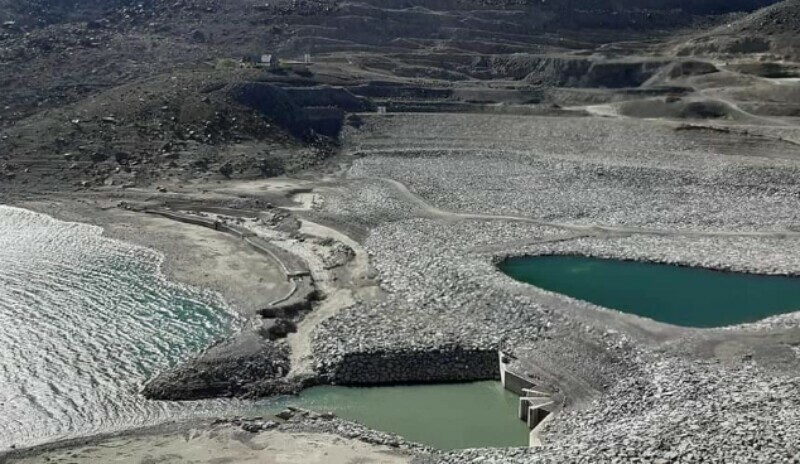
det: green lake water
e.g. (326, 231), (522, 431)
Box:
(499, 255), (800, 328)
(0, 206), (238, 450)
(268, 381), (529, 449)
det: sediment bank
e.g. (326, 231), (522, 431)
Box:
(0, 414), (422, 464)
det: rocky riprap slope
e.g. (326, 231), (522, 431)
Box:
(142, 330), (294, 400)
(441, 357), (800, 463)
(307, 185), (800, 462)
(300, 112), (800, 461)
(345, 114), (800, 230)
(310, 210), (637, 397)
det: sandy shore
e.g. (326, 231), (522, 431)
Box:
(1, 421), (414, 464)
(15, 197), (292, 317)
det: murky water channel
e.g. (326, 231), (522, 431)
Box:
(268, 381), (529, 449)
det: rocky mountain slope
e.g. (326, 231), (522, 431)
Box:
(0, 0), (795, 195)
(674, 0), (800, 60)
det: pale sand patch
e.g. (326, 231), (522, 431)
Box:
(112, 211), (292, 316)
(287, 219), (382, 377)
(19, 200), (293, 317)
(8, 427), (413, 464)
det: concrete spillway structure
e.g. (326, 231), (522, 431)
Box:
(499, 351), (561, 447)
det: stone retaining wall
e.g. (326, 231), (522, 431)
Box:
(322, 347), (499, 385)
(146, 209), (218, 228)
(244, 235), (310, 277)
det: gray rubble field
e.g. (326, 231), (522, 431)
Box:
(305, 113), (800, 462)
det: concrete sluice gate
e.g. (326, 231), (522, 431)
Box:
(499, 351), (561, 447)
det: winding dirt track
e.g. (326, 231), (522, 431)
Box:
(374, 176), (800, 239)
(286, 219), (374, 378)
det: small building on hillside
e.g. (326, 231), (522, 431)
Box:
(242, 54), (280, 69)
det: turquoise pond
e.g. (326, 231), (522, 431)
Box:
(499, 255), (800, 328)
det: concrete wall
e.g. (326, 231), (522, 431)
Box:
(146, 210), (218, 228)
(244, 235), (310, 277)
(502, 368), (538, 396)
